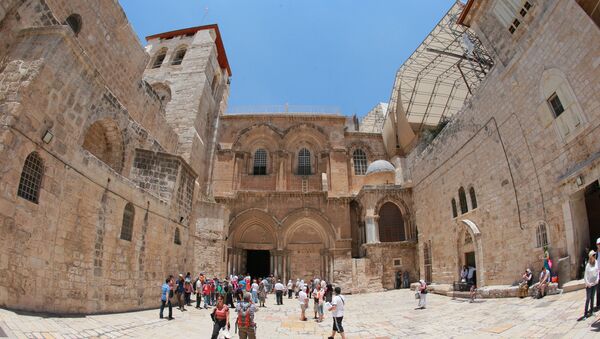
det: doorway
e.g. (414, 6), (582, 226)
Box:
(465, 251), (476, 268)
(246, 250), (270, 279)
(585, 180), (600, 249)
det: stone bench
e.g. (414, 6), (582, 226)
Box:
(411, 282), (571, 299)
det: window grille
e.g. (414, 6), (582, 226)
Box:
(451, 198), (458, 218)
(120, 203), (135, 241)
(458, 187), (468, 214)
(297, 148), (311, 175)
(547, 93), (565, 118)
(171, 48), (187, 65)
(17, 152), (44, 204)
(536, 223), (548, 248)
(469, 187), (478, 209)
(492, 0), (532, 34)
(152, 50), (167, 69)
(253, 149), (267, 175)
(174, 227), (182, 245)
(353, 149), (368, 175)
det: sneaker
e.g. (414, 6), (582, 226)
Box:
(168, 317), (174, 320)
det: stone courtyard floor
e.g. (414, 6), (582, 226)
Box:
(0, 288), (599, 338)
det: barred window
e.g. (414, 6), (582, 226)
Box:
(174, 227), (181, 245)
(253, 149), (267, 175)
(353, 149), (368, 175)
(297, 148), (311, 175)
(458, 187), (468, 214)
(469, 187), (478, 209)
(151, 49), (167, 69)
(120, 203), (135, 241)
(171, 47), (187, 65)
(17, 152), (44, 204)
(451, 198), (458, 218)
(536, 223), (548, 248)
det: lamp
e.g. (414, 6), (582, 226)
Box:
(42, 130), (53, 144)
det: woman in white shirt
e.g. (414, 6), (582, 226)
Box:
(298, 286), (308, 321)
(582, 250), (599, 320)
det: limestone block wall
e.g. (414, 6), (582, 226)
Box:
(408, 0), (600, 285)
(192, 202), (229, 278)
(363, 242), (418, 290)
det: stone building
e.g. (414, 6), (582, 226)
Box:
(0, 0), (599, 315)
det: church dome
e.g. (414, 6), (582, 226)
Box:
(365, 160), (395, 175)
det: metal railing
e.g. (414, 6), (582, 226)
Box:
(226, 104), (342, 115)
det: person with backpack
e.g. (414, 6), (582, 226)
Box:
(417, 279), (427, 309)
(159, 277), (174, 320)
(327, 286), (346, 339)
(176, 274), (186, 311)
(211, 294), (230, 339)
(236, 292), (257, 339)
(203, 280), (212, 309)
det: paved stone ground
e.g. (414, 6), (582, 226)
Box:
(0, 288), (599, 338)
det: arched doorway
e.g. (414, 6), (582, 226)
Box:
(459, 219), (485, 287)
(378, 202), (406, 242)
(284, 221), (326, 280)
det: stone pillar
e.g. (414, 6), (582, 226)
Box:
(270, 251), (275, 276)
(365, 215), (380, 243)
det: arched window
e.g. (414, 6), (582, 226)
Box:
(378, 202), (405, 242)
(451, 198), (458, 218)
(353, 149), (368, 175)
(174, 227), (181, 245)
(82, 119), (124, 173)
(253, 149), (267, 175)
(469, 187), (478, 209)
(297, 148), (311, 175)
(17, 152), (44, 204)
(64, 14), (82, 36)
(120, 203), (135, 241)
(536, 223), (548, 248)
(458, 187), (468, 214)
(151, 49), (167, 69)
(171, 47), (187, 65)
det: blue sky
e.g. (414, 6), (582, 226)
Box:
(121, 0), (456, 117)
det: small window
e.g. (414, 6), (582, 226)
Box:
(171, 48), (187, 65)
(469, 187), (478, 209)
(393, 258), (402, 267)
(547, 93), (565, 118)
(451, 198), (458, 218)
(17, 152), (44, 204)
(536, 223), (548, 248)
(512, 19), (520, 28)
(151, 49), (167, 69)
(253, 149), (267, 175)
(174, 227), (181, 245)
(524, 1), (532, 10)
(458, 187), (468, 214)
(64, 14), (82, 36)
(297, 148), (311, 175)
(120, 203), (135, 241)
(353, 149), (368, 175)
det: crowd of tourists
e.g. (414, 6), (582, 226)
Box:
(159, 273), (346, 339)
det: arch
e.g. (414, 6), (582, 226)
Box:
(228, 208), (279, 249)
(17, 152), (44, 204)
(174, 227), (182, 245)
(458, 187), (468, 214)
(282, 123), (329, 151)
(451, 198), (458, 218)
(352, 149), (368, 175)
(253, 148), (267, 175)
(297, 148), (311, 175)
(171, 45), (187, 65)
(64, 13), (82, 36)
(378, 201), (405, 242)
(120, 202), (135, 241)
(469, 187), (478, 209)
(459, 219), (485, 287)
(82, 118), (124, 173)
(151, 48), (168, 69)
(280, 208), (337, 248)
(539, 68), (586, 137)
(232, 123), (282, 152)
(151, 82), (172, 106)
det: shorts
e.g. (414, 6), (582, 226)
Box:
(318, 304), (324, 315)
(300, 304), (307, 312)
(332, 316), (344, 333)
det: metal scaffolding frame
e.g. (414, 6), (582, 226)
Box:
(387, 1), (494, 131)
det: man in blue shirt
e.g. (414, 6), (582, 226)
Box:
(159, 277), (174, 320)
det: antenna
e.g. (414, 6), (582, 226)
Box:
(200, 6), (209, 24)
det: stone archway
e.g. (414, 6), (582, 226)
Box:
(459, 219), (485, 287)
(284, 220), (328, 281)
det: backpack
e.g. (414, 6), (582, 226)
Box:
(237, 302), (254, 327)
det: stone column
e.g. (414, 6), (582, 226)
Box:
(270, 251), (275, 276)
(365, 215), (380, 243)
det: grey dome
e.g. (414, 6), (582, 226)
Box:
(365, 160), (395, 175)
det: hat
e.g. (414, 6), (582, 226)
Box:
(179, 274), (183, 277)
(596, 237), (600, 244)
(590, 250), (596, 257)
(526, 268), (531, 273)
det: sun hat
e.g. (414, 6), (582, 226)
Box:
(589, 250), (596, 257)
(596, 237), (600, 244)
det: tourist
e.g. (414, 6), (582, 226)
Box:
(315, 283), (325, 322)
(236, 292), (257, 339)
(211, 278), (218, 305)
(251, 279), (259, 303)
(159, 277), (174, 320)
(176, 274), (186, 311)
(517, 269), (533, 298)
(417, 279), (427, 309)
(225, 280), (235, 308)
(195, 273), (203, 308)
(287, 279), (293, 299)
(299, 286), (308, 321)
(460, 265), (468, 282)
(203, 279), (212, 309)
(327, 286), (346, 339)
(184, 277), (193, 306)
(295, 278), (300, 298)
(258, 280), (267, 307)
(325, 282), (333, 303)
(211, 294), (230, 339)
(534, 265), (550, 299)
(595, 238), (600, 312)
(311, 282), (321, 320)
(274, 279), (285, 305)
(581, 250), (599, 320)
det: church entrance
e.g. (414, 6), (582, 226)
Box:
(585, 180), (600, 249)
(246, 250), (270, 279)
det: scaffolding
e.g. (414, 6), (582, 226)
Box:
(387, 1), (494, 132)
